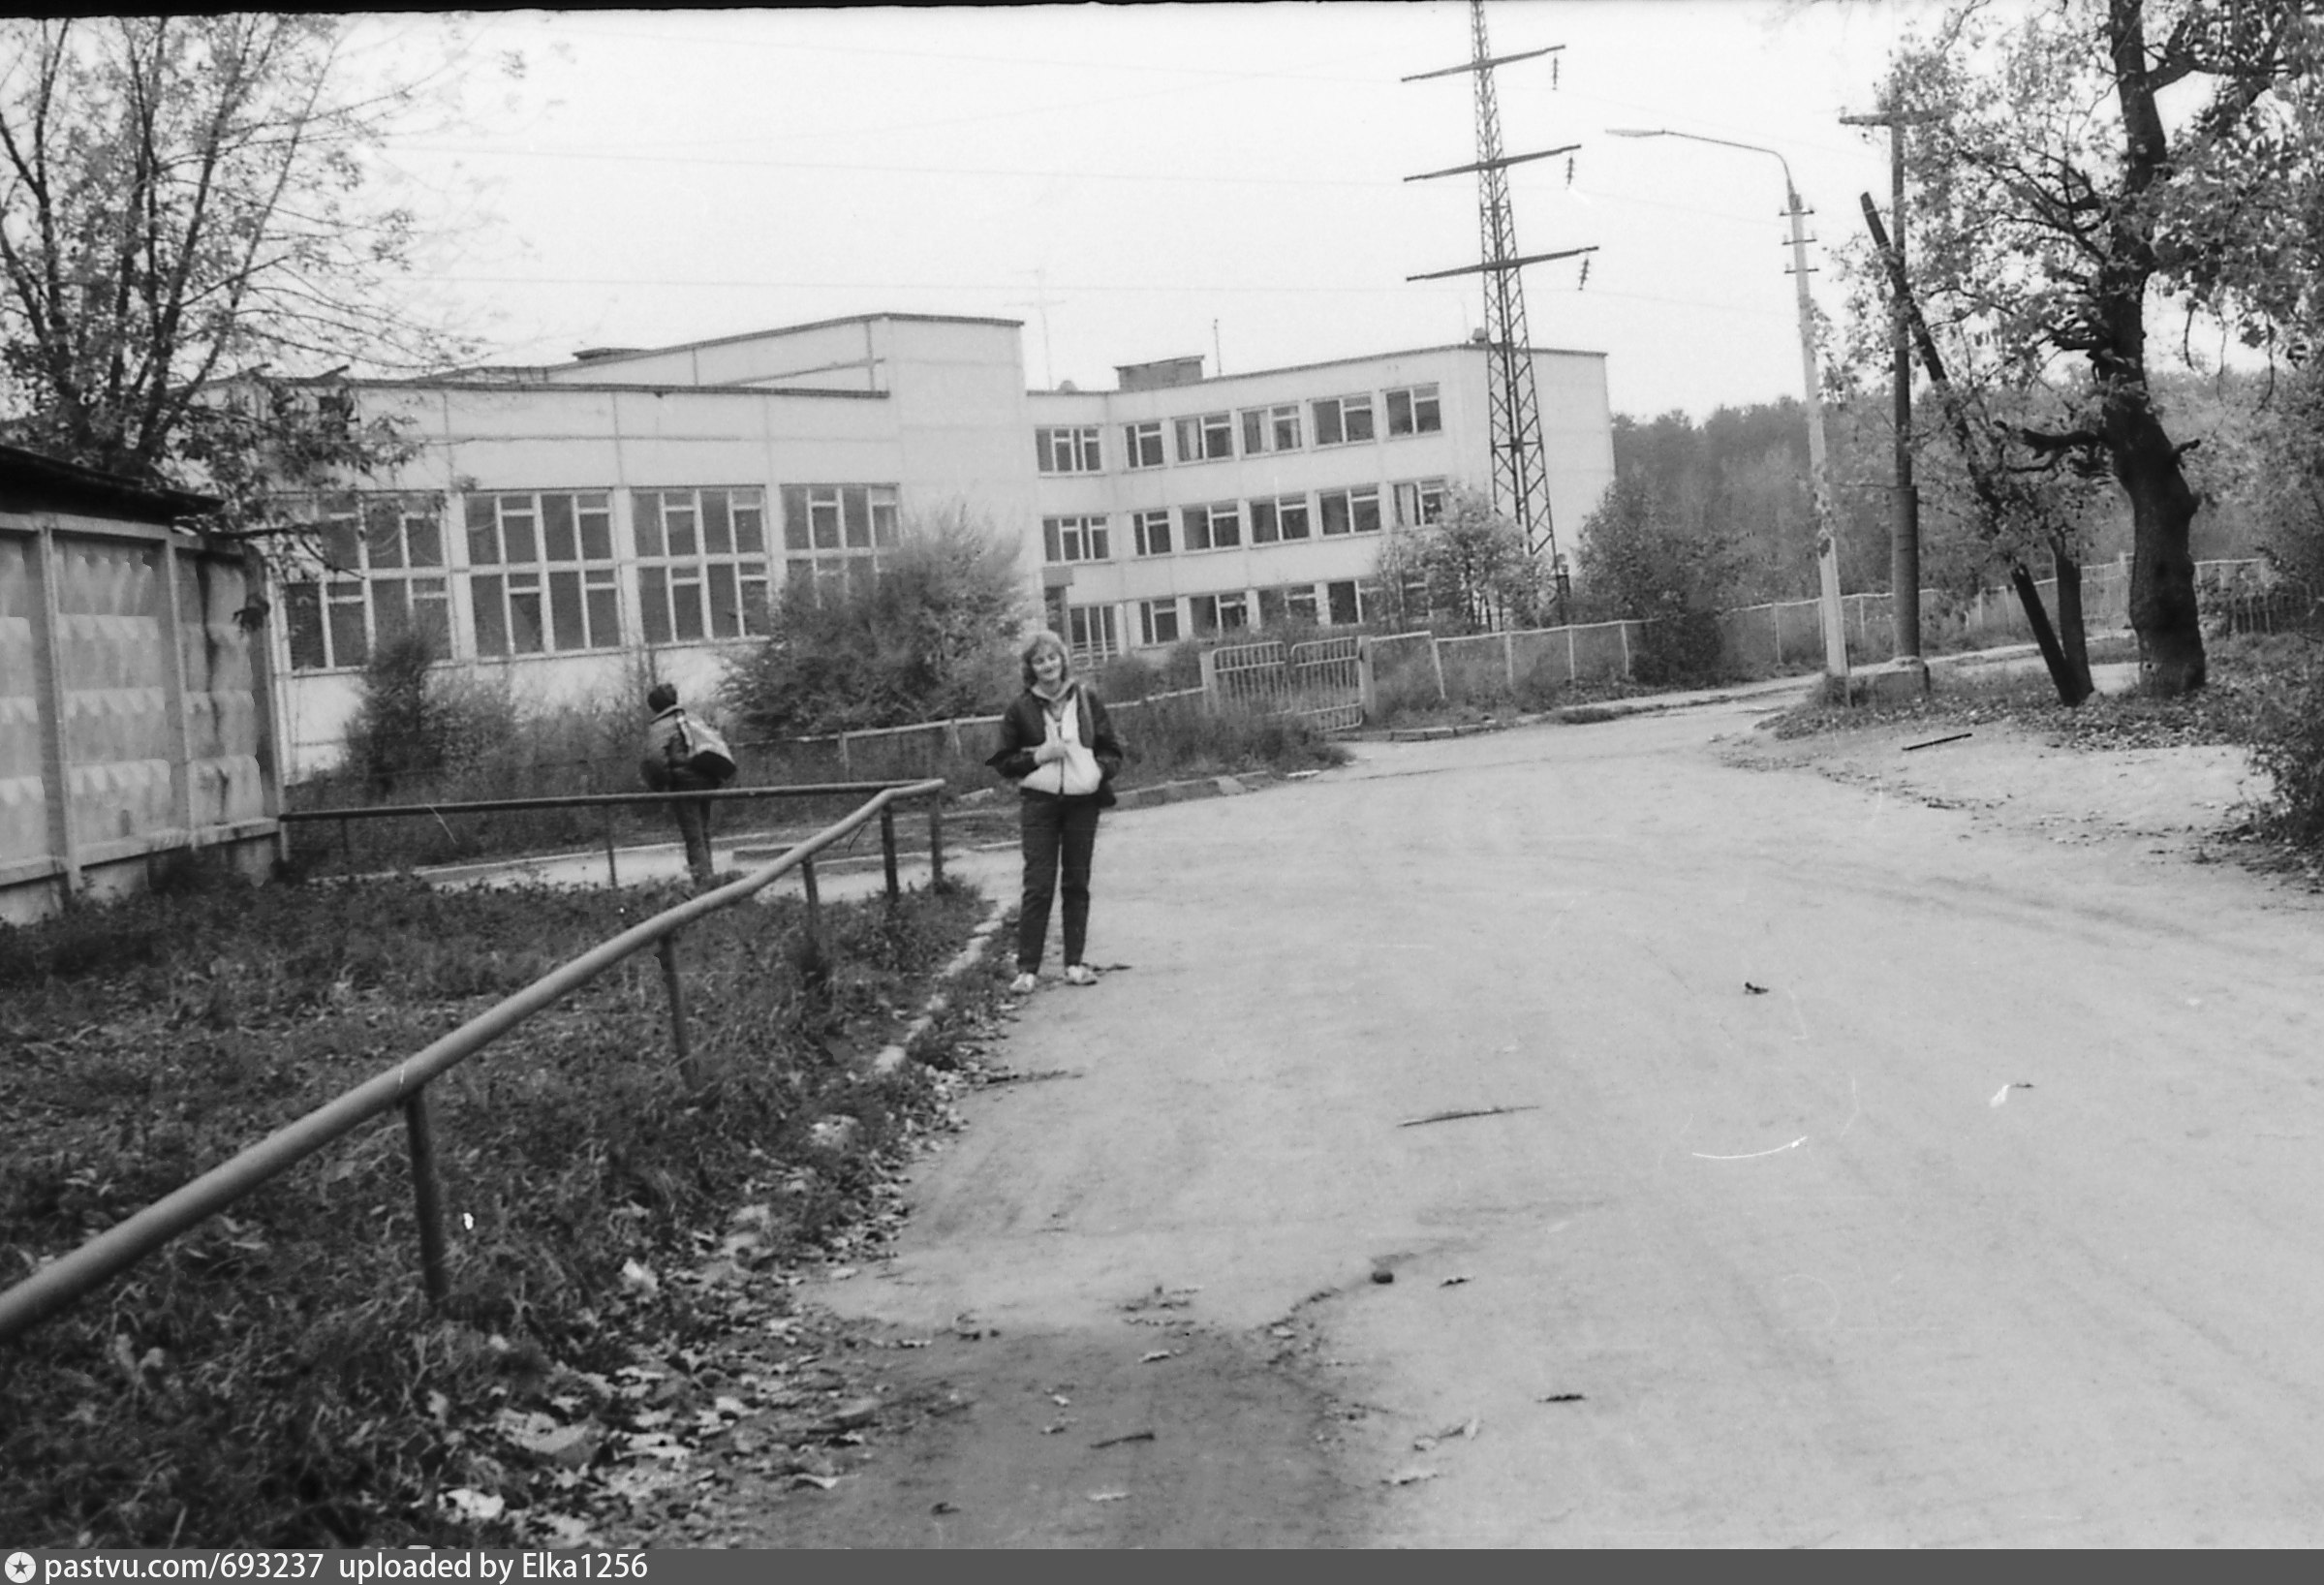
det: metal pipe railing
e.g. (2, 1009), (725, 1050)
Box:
(0, 779), (945, 1346)
(277, 780), (947, 888)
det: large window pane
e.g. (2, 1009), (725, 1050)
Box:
(671, 574), (704, 640)
(548, 571), (583, 651)
(473, 575), (508, 654)
(708, 562), (741, 637)
(702, 490), (732, 554)
(285, 583), (325, 669)
(634, 492), (666, 557)
(640, 567), (671, 645)
(586, 580), (620, 648)
(542, 495), (576, 561)
(509, 581), (545, 654)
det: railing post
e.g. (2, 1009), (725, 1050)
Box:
(402, 1088), (450, 1308)
(341, 815), (353, 873)
(801, 857), (822, 950)
(657, 933), (700, 1090)
(881, 804), (900, 903)
(604, 808), (620, 888)
(928, 796), (945, 887)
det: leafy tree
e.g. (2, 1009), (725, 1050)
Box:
(0, 16), (490, 538)
(1373, 485), (1545, 633)
(1868, 0), (2324, 695)
(721, 504), (1032, 737)
(1573, 474), (1742, 683)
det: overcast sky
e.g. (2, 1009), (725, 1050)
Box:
(395, 2), (1940, 420)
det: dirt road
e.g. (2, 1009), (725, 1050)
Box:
(779, 695), (2324, 1545)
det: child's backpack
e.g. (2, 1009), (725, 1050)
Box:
(668, 711), (737, 783)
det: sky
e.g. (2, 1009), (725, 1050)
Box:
(383, 2), (1941, 421)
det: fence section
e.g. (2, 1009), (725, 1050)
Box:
(2, 514), (278, 922)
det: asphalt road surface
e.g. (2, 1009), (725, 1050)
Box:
(819, 698), (2324, 1546)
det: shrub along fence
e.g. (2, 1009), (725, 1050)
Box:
(0, 779), (946, 1347)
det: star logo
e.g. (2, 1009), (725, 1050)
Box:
(6, 1552), (38, 1585)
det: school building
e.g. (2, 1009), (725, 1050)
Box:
(268, 312), (1613, 779)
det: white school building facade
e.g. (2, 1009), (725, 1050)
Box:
(273, 312), (1613, 780)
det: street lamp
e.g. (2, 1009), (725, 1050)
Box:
(1606, 128), (1849, 685)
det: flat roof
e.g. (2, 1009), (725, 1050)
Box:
(536, 311), (1026, 371)
(331, 376), (888, 400)
(1029, 340), (1606, 397)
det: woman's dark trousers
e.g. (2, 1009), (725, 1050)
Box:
(1018, 793), (1100, 972)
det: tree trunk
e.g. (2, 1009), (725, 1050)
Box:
(2112, 406), (2205, 695)
(2050, 533), (2093, 700)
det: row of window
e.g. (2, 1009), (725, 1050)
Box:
(1042, 479), (1445, 565)
(282, 483), (897, 671)
(1059, 579), (1379, 661)
(1035, 383), (1442, 476)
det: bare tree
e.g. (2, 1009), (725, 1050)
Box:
(0, 16), (491, 523)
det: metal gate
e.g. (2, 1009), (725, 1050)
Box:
(1200, 636), (1363, 732)
(1287, 636), (1363, 731)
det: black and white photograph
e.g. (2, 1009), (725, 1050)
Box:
(6, 0), (2324, 1551)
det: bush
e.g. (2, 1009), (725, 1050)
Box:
(721, 505), (1029, 737)
(2247, 648), (2324, 848)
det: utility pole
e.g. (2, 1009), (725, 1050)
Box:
(1842, 106), (1940, 681)
(1608, 128), (1848, 685)
(1403, 0), (1596, 619)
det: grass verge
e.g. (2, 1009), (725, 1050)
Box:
(0, 865), (991, 1546)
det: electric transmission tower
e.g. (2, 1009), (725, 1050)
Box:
(1405, 0), (1596, 605)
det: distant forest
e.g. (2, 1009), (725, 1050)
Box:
(1608, 371), (2301, 609)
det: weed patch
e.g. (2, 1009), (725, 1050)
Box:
(0, 872), (988, 1545)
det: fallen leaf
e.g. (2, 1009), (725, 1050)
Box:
(1384, 1468), (1440, 1486)
(1050, 1393), (1072, 1407)
(1138, 1350), (1177, 1363)
(790, 1474), (839, 1492)
(1440, 1276), (1471, 1288)
(1538, 1392), (1586, 1404)
(441, 1487), (505, 1522)
(1412, 1436), (1439, 1452)
(1088, 1490), (1130, 1503)
(931, 1502), (960, 1515)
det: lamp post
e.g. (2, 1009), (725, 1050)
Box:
(1607, 128), (1848, 685)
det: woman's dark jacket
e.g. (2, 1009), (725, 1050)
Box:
(985, 683), (1124, 808)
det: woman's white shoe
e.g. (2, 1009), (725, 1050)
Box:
(1065, 963), (1098, 987)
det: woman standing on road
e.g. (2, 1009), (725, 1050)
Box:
(986, 630), (1123, 994)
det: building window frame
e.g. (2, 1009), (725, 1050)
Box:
(774, 483), (898, 610)
(1392, 478), (1448, 528)
(1138, 598), (1182, 646)
(1312, 392), (1377, 447)
(1181, 500), (1242, 553)
(1249, 494), (1312, 545)
(1131, 508), (1173, 558)
(1385, 384), (1442, 437)
(1067, 602), (1120, 664)
(1037, 425), (1103, 474)
(465, 488), (624, 659)
(1317, 485), (1383, 537)
(1189, 591), (1251, 636)
(1042, 513), (1112, 564)
(635, 486), (776, 642)
(1238, 403), (1303, 455)
(1173, 410), (1234, 463)
(281, 491), (450, 671)
(1124, 420), (1165, 470)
